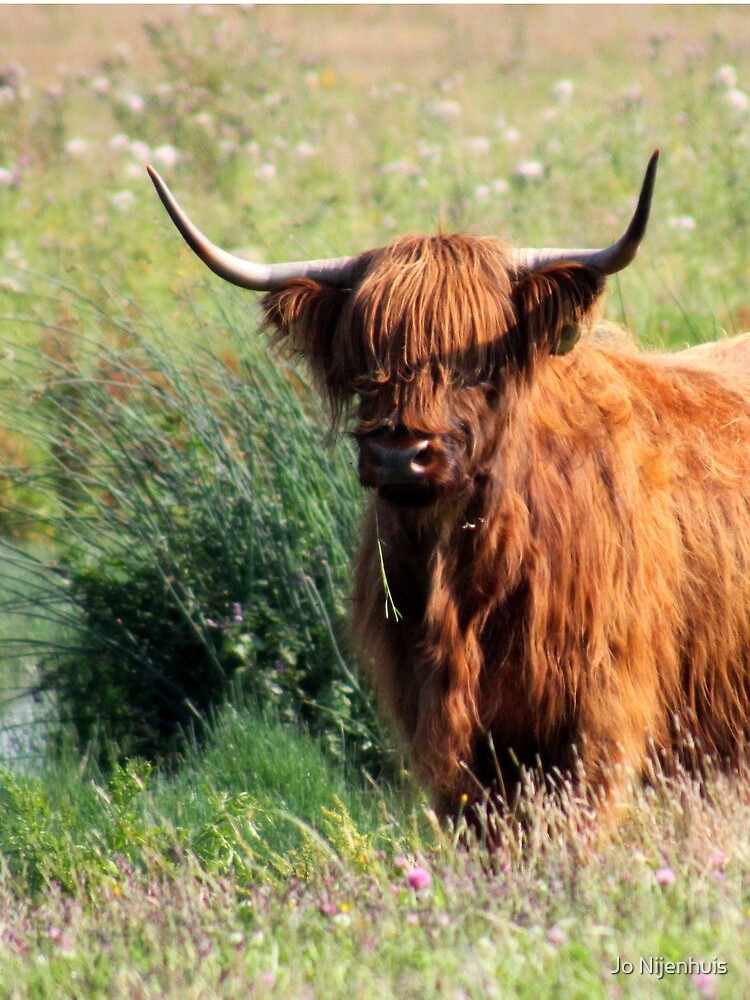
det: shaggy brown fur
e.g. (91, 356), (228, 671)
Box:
(262, 232), (750, 821)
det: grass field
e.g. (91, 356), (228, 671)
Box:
(1, 5), (750, 997)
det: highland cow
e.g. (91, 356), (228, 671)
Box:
(148, 152), (750, 823)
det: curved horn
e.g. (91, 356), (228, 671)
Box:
(147, 166), (365, 290)
(512, 150), (660, 275)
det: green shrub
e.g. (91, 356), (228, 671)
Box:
(0, 289), (387, 772)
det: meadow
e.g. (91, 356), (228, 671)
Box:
(0, 5), (750, 997)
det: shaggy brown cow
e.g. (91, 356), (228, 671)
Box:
(148, 152), (750, 823)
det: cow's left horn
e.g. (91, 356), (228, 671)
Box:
(147, 166), (365, 290)
(512, 150), (659, 276)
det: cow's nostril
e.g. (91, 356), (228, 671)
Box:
(411, 444), (433, 469)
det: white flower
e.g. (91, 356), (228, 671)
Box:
(151, 144), (180, 169)
(426, 99), (462, 122)
(464, 136), (491, 156)
(667, 215), (696, 231)
(109, 133), (130, 153)
(255, 163), (277, 181)
(110, 190), (135, 212)
(295, 141), (317, 159)
(91, 76), (110, 96)
(129, 140), (151, 164)
(492, 178), (510, 194)
(65, 138), (89, 158)
(514, 159), (544, 182)
(725, 88), (750, 115)
(501, 127), (521, 144)
(474, 184), (490, 202)
(0, 167), (14, 187)
(194, 112), (213, 130)
(120, 91), (145, 114)
(552, 79), (574, 103)
(715, 64), (738, 89)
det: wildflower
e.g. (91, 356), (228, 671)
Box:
(295, 141), (317, 159)
(393, 855), (409, 870)
(546, 925), (567, 946)
(426, 99), (462, 122)
(65, 139), (89, 158)
(492, 178), (510, 195)
(667, 215), (695, 232)
(692, 972), (717, 999)
(715, 64), (738, 89)
(407, 866), (432, 890)
(109, 133), (131, 153)
(514, 159), (545, 183)
(91, 75), (111, 96)
(552, 79), (574, 103)
(464, 136), (491, 156)
(725, 88), (750, 115)
(617, 85), (643, 110)
(501, 126), (521, 144)
(129, 140), (151, 164)
(320, 900), (338, 917)
(110, 190), (136, 212)
(655, 865), (676, 886)
(255, 163), (277, 182)
(0, 167), (14, 188)
(232, 602), (243, 623)
(194, 111), (213, 130)
(120, 91), (145, 114)
(406, 912), (419, 926)
(151, 144), (180, 169)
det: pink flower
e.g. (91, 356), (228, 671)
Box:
(546, 925), (567, 946)
(692, 972), (717, 999)
(407, 866), (432, 890)
(655, 866), (676, 886)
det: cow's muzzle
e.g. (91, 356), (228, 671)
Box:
(357, 433), (451, 506)
(365, 438), (435, 487)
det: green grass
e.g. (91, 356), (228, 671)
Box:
(1, 5), (750, 997)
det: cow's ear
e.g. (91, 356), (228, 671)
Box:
(512, 264), (605, 359)
(261, 280), (351, 429)
(261, 279), (348, 359)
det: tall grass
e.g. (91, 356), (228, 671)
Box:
(0, 283), (385, 770)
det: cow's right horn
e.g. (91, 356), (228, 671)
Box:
(511, 150), (660, 276)
(147, 166), (365, 290)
